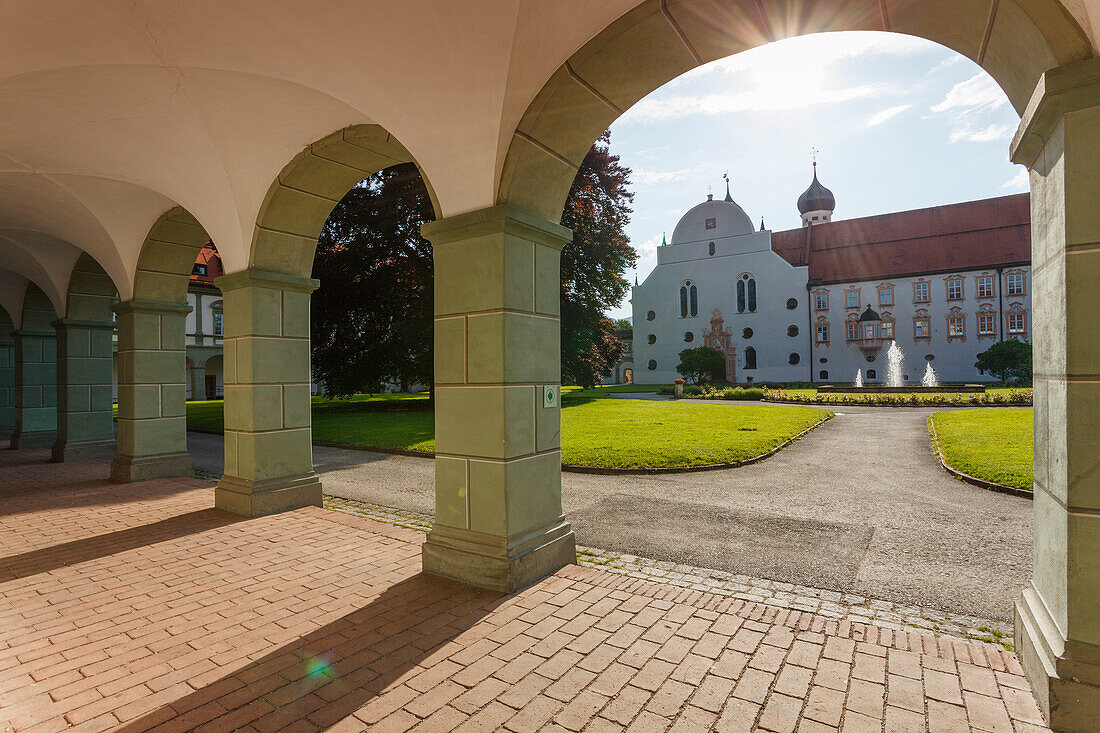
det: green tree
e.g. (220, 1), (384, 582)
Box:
(560, 130), (638, 388)
(677, 346), (725, 385)
(975, 339), (1033, 383)
(310, 163), (434, 398)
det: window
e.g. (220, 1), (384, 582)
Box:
(736, 280), (745, 313)
(647, 360), (657, 370)
(646, 310), (655, 321)
(913, 281), (930, 304)
(747, 278), (757, 312)
(814, 291), (828, 311)
(878, 285), (894, 307)
(862, 323), (876, 340)
(977, 309), (996, 336)
(786, 298), (798, 310)
(914, 311), (931, 340)
(819, 370), (829, 380)
(647, 334), (656, 344)
(946, 276), (964, 301)
(846, 321), (860, 342)
(880, 319), (894, 339)
(788, 353), (800, 365)
(867, 369), (877, 380)
(679, 281), (698, 318)
(977, 275), (995, 298)
(705, 217), (716, 229)
(1007, 304), (1028, 335)
(737, 275), (756, 313)
(866, 354), (875, 363)
(816, 323), (829, 343)
(742, 328), (753, 339)
(192, 263), (207, 276)
(683, 332), (693, 343)
(744, 347), (756, 370)
(1006, 271), (1026, 296)
(212, 312), (223, 336)
(708, 242), (715, 256)
(845, 289), (860, 309)
(787, 325), (799, 337)
(947, 311), (965, 339)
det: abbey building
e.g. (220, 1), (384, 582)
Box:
(629, 168), (1031, 385)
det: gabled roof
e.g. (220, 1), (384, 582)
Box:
(771, 193), (1030, 284)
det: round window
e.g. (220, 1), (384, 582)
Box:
(683, 332), (694, 343)
(819, 357), (828, 364)
(924, 354), (935, 361)
(647, 334), (656, 345)
(786, 298), (798, 310)
(742, 328), (753, 339)
(865, 355), (875, 363)
(646, 310), (656, 321)
(647, 360), (657, 370)
(788, 353), (800, 365)
(787, 325), (799, 337)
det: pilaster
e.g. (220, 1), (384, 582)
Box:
(213, 269), (321, 517)
(1010, 56), (1100, 733)
(51, 318), (116, 462)
(420, 204), (575, 593)
(9, 329), (57, 449)
(111, 300), (193, 482)
(0, 326), (13, 441)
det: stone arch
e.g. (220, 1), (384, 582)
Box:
(65, 253), (118, 321)
(133, 207), (213, 304)
(497, 0), (1093, 220)
(250, 124), (439, 278)
(20, 282), (58, 331)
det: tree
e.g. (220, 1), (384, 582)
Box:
(614, 319), (632, 330)
(310, 163), (434, 398)
(975, 339), (1032, 383)
(677, 346), (725, 385)
(560, 130), (638, 388)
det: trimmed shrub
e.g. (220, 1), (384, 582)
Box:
(763, 388), (1032, 407)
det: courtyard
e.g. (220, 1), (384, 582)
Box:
(0, 449), (1048, 733)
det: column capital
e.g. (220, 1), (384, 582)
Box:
(51, 318), (116, 332)
(422, 203), (572, 250)
(113, 299), (192, 317)
(1011, 56), (1100, 167)
(11, 328), (57, 339)
(216, 268), (319, 294)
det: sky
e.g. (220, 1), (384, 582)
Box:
(606, 31), (1026, 321)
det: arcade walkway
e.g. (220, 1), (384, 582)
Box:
(2, 452), (1049, 732)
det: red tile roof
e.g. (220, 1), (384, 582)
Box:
(771, 193), (1030, 284)
(189, 242), (223, 288)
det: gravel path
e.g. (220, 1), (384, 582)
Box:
(188, 401), (1032, 621)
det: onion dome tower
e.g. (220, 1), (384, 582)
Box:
(797, 162), (836, 226)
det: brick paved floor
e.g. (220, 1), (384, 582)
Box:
(1, 451), (1050, 732)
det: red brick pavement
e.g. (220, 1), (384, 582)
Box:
(0, 450), (1049, 732)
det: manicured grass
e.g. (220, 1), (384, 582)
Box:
(930, 408), (1033, 490)
(186, 391), (828, 469)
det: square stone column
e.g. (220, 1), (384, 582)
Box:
(189, 362), (206, 401)
(9, 329), (57, 449)
(420, 204), (575, 593)
(1010, 57), (1100, 733)
(51, 318), (117, 461)
(0, 328), (13, 442)
(111, 300), (193, 481)
(213, 269), (321, 517)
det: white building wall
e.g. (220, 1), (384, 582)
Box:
(632, 230), (811, 384)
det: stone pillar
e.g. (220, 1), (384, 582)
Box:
(189, 362), (206, 401)
(1010, 57), (1100, 732)
(0, 326), (13, 441)
(214, 269), (321, 517)
(420, 204), (574, 593)
(111, 300), (193, 481)
(9, 329), (57, 449)
(51, 319), (116, 461)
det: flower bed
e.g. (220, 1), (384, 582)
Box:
(764, 388), (1032, 406)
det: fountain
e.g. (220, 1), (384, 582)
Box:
(922, 362), (939, 388)
(885, 340), (905, 387)
(855, 369), (863, 388)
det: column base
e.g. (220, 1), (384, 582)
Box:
(215, 472), (322, 518)
(111, 452), (194, 482)
(1016, 586), (1100, 732)
(51, 438), (116, 462)
(9, 429), (56, 450)
(422, 517), (576, 594)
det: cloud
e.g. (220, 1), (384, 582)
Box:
(634, 233), (664, 262)
(1002, 168), (1029, 191)
(949, 123), (1013, 143)
(931, 73), (1008, 113)
(632, 165), (708, 186)
(866, 104), (912, 127)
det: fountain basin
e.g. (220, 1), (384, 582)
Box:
(818, 385), (987, 394)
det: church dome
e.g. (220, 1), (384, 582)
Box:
(797, 164), (836, 214)
(670, 183), (755, 244)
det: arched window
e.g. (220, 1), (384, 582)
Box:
(744, 347), (757, 370)
(736, 280), (746, 313)
(867, 369), (877, 379)
(680, 280), (698, 317)
(747, 278), (757, 312)
(708, 241), (715, 256)
(819, 370), (829, 380)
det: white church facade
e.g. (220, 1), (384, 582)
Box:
(630, 169), (1032, 385)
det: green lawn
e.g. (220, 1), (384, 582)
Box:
(186, 389), (828, 469)
(930, 408), (1033, 490)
